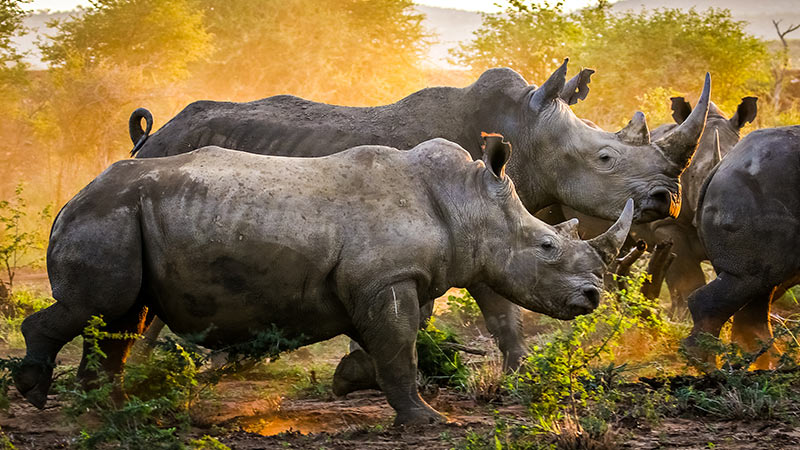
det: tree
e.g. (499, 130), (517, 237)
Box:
(190, 0), (431, 106)
(32, 0), (212, 200)
(454, 1), (771, 127)
(0, 0), (28, 90)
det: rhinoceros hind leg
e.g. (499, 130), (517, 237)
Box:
(354, 280), (446, 426)
(77, 304), (154, 389)
(15, 302), (98, 408)
(332, 348), (379, 396)
(731, 293), (776, 370)
(685, 272), (766, 369)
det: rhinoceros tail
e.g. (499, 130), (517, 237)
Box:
(129, 107), (153, 157)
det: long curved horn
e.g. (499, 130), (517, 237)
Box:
(653, 73), (711, 170)
(588, 199), (634, 265)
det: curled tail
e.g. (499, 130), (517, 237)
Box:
(129, 107), (153, 157)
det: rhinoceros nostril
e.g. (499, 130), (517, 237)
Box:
(582, 287), (601, 308)
(649, 187), (671, 206)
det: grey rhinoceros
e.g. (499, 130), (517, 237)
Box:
(538, 96), (757, 315)
(687, 125), (800, 369)
(14, 136), (634, 425)
(127, 60), (712, 374)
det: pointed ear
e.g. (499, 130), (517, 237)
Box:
(670, 97), (692, 124)
(559, 68), (594, 105)
(554, 218), (580, 238)
(616, 111), (650, 145)
(729, 96), (757, 130)
(530, 58), (569, 109)
(481, 132), (512, 179)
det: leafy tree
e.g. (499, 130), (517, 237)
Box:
(32, 0), (212, 199)
(454, 1), (771, 127)
(191, 0), (431, 105)
(0, 0), (28, 90)
(40, 0), (211, 82)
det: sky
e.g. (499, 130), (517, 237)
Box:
(27, 0), (608, 13)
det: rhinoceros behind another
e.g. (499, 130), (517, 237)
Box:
(687, 125), (800, 369)
(128, 60), (711, 372)
(15, 137), (634, 425)
(538, 96), (757, 315)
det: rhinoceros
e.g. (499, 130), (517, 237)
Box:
(686, 125), (800, 369)
(128, 60), (712, 374)
(14, 136), (634, 425)
(538, 96), (757, 315)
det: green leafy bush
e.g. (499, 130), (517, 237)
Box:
(416, 320), (469, 388)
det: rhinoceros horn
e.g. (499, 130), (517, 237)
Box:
(616, 111), (650, 145)
(653, 73), (711, 170)
(588, 199), (634, 265)
(530, 58), (569, 107)
(553, 217), (580, 238)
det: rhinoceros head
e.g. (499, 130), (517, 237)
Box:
(473, 135), (633, 319)
(651, 96), (757, 215)
(506, 59), (711, 224)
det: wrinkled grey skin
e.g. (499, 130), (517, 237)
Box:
(129, 61), (710, 374)
(14, 138), (633, 425)
(539, 96), (757, 314)
(687, 126), (800, 369)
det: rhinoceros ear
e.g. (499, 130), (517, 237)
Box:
(481, 132), (512, 179)
(559, 68), (594, 105)
(553, 218), (580, 238)
(616, 111), (650, 146)
(670, 97), (692, 124)
(530, 58), (569, 109)
(730, 96), (758, 130)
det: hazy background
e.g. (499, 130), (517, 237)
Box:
(1, 0), (799, 257)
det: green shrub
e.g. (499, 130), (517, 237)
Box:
(446, 289), (481, 325)
(416, 320), (469, 388)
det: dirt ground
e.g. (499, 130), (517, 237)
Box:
(2, 270), (800, 449)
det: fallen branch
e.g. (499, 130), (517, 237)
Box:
(438, 342), (487, 355)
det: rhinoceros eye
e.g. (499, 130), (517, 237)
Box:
(537, 236), (560, 260)
(595, 147), (619, 171)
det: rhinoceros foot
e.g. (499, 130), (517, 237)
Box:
(393, 407), (447, 426)
(332, 349), (379, 396)
(680, 334), (717, 372)
(13, 358), (54, 409)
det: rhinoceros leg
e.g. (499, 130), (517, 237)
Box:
(730, 296), (776, 370)
(686, 272), (769, 368)
(77, 304), (154, 389)
(468, 283), (526, 370)
(15, 302), (98, 408)
(354, 280), (445, 426)
(665, 252), (706, 319)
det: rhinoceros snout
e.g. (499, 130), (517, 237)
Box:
(566, 286), (601, 316)
(638, 187), (678, 222)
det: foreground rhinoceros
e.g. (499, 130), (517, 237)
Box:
(14, 137), (633, 425)
(538, 96), (757, 314)
(129, 60), (711, 371)
(686, 125), (800, 369)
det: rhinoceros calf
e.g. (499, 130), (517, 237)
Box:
(128, 60), (711, 372)
(538, 96), (758, 315)
(14, 137), (633, 425)
(687, 125), (800, 369)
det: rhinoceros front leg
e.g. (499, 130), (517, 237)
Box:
(467, 283), (526, 370)
(353, 280), (446, 426)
